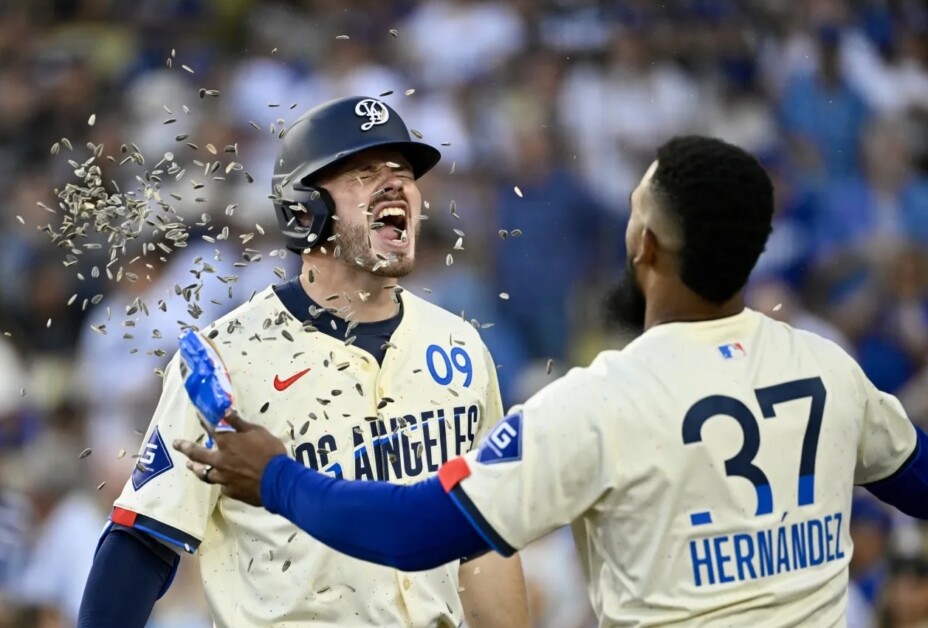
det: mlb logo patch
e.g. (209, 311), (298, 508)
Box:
(718, 342), (747, 360)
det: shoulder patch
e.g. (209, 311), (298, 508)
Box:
(476, 411), (523, 464)
(132, 427), (174, 491)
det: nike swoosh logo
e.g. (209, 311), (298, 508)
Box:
(274, 368), (311, 391)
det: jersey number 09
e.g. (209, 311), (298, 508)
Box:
(682, 377), (826, 521)
(426, 345), (473, 388)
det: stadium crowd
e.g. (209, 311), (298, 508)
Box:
(1, 0), (928, 626)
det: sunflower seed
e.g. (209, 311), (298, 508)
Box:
(79, 448), (92, 459)
(88, 114), (96, 126)
(514, 186), (523, 197)
(511, 228), (523, 237)
(389, 29), (399, 37)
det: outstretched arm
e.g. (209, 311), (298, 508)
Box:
(167, 417), (486, 571)
(172, 412), (493, 571)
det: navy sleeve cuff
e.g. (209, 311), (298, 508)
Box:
(78, 527), (178, 627)
(864, 425), (928, 519)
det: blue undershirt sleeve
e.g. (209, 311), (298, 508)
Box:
(864, 425), (928, 519)
(261, 455), (490, 571)
(77, 525), (179, 628)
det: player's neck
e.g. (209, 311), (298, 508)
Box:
(644, 288), (745, 330)
(297, 257), (400, 323)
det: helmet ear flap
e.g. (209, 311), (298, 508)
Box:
(276, 184), (336, 253)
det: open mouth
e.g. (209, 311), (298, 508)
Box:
(371, 201), (409, 245)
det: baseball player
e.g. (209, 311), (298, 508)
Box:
(176, 136), (928, 627)
(78, 96), (528, 628)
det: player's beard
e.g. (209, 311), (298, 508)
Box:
(603, 259), (647, 334)
(332, 219), (416, 278)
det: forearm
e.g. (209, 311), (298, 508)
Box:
(77, 527), (178, 628)
(261, 455), (490, 571)
(864, 426), (928, 518)
(459, 552), (530, 628)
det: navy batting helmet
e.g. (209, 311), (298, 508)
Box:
(271, 96), (441, 253)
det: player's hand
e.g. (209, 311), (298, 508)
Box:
(172, 412), (287, 507)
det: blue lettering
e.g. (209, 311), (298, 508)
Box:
(436, 409), (449, 463)
(689, 539), (715, 587)
(757, 529), (774, 577)
(834, 512), (845, 559)
(807, 518), (825, 565)
(733, 533), (757, 580)
(714, 536), (735, 584)
(353, 429), (374, 480)
(467, 405), (479, 449)
(400, 415), (422, 477)
(690, 513), (849, 588)
(453, 406), (468, 456)
(383, 419), (403, 480)
(422, 411), (439, 472)
(370, 420), (389, 481)
(824, 515), (836, 561)
(317, 434), (336, 468)
(295, 443), (318, 469)
(791, 522), (808, 570)
(775, 526), (791, 574)
(427, 345), (453, 385)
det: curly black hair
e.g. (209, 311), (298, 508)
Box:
(651, 136), (774, 304)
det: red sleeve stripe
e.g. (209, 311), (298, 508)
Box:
(111, 507), (137, 527)
(438, 456), (471, 492)
(109, 507), (201, 553)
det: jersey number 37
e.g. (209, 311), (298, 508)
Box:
(682, 377), (826, 523)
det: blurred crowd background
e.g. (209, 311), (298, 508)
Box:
(1, 0), (928, 626)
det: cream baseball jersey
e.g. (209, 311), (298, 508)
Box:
(112, 285), (503, 627)
(440, 308), (918, 627)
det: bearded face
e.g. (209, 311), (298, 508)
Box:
(312, 147), (423, 277)
(603, 257), (647, 335)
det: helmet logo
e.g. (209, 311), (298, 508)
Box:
(354, 99), (390, 131)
